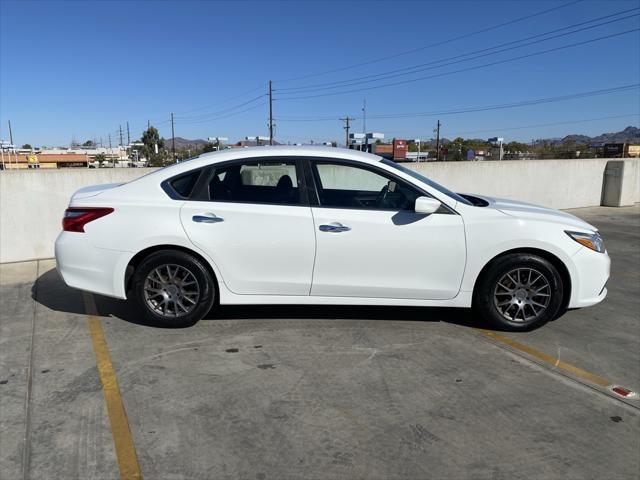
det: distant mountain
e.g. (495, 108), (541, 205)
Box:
(589, 126), (640, 143)
(557, 126), (639, 145)
(166, 137), (208, 150)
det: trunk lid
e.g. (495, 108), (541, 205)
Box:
(71, 183), (123, 200)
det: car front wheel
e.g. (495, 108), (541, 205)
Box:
(473, 253), (564, 331)
(130, 250), (215, 328)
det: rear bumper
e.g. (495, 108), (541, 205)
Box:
(55, 231), (127, 299)
(568, 247), (610, 308)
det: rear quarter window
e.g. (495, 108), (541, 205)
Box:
(163, 169), (202, 199)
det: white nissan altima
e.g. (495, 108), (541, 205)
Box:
(55, 146), (609, 330)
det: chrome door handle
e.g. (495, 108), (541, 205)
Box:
(192, 213), (223, 223)
(319, 223), (350, 233)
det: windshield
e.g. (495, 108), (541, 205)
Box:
(381, 159), (472, 206)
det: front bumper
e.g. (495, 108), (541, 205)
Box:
(568, 246), (610, 308)
(55, 231), (127, 299)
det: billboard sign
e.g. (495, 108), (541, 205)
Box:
(392, 139), (407, 160)
(604, 143), (624, 157)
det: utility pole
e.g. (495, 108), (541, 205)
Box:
(147, 120), (150, 130)
(109, 134), (114, 167)
(119, 125), (124, 147)
(268, 80), (274, 145)
(171, 113), (176, 160)
(362, 99), (367, 152)
(435, 120), (441, 161)
(362, 99), (367, 133)
(8, 120), (13, 146)
(126, 121), (130, 145)
(340, 116), (355, 148)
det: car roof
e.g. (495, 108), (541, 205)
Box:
(118, 146), (460, 209)
(121, 146), (391, 195)
(155, 146), (383, 177)
(201, 145), (381, 161)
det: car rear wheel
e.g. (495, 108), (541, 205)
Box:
(473, 253), (564, 331)
(131, 250), (215, 327)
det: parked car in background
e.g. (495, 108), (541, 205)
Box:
(55, 147), (609, 330)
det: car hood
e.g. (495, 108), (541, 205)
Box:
(465, 194), (598, 232)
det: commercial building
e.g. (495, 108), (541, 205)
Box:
(0, 147), (128, 169)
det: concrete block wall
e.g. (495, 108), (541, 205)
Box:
(1, 159), (638, 263)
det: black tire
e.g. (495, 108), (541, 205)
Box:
(473, 253), (564, 331)
(130, 250), (215, 328)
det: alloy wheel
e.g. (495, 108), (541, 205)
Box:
(493, 268), (551, 323)
(143, 264), (200, 317)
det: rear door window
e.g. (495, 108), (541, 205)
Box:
(208, 160), (303, 205)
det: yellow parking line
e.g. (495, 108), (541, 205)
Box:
(478, 329), (611, 388)
(83, 293), (142, 480)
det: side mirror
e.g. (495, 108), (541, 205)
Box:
(414, 196), (441, 214)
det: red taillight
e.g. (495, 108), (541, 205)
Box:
(62, 207), (114, 232)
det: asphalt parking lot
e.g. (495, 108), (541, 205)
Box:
(1, 205), (638, 480)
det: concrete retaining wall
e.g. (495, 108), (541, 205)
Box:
(1, 159), (638, 263)
(405, 158), (639, 210)
(1, 169), (158, 263)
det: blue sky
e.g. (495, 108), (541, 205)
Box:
(1, 0), (639, 147)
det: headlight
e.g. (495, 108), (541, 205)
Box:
(565, 230), (605, 253)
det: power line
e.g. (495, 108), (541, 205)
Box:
(276, 8), (639, 94)
(274, 84), (639, 122)
(173, 94), (265, 122)
(108, 85), (266, 142)
(174, 84), (266, 115)
(274, 0), (583, 82)
(277, 28), (640, 100)
(174, 101), (268, 126)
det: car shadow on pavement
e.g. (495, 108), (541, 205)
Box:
(33, 266), (487, 330)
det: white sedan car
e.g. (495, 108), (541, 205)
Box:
(55, 146), (609, 330)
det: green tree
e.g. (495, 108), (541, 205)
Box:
(139, 127), (167, 167)
(505, 141), (529, 153)
(21, 143), (32, 149)
(202, 142), (217, 154)
(82, 140), (95, 147)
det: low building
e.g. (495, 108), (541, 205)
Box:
(0, 146), (130, 169)
(603, 143), (640, 158)
(1, 153), (90, 169)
